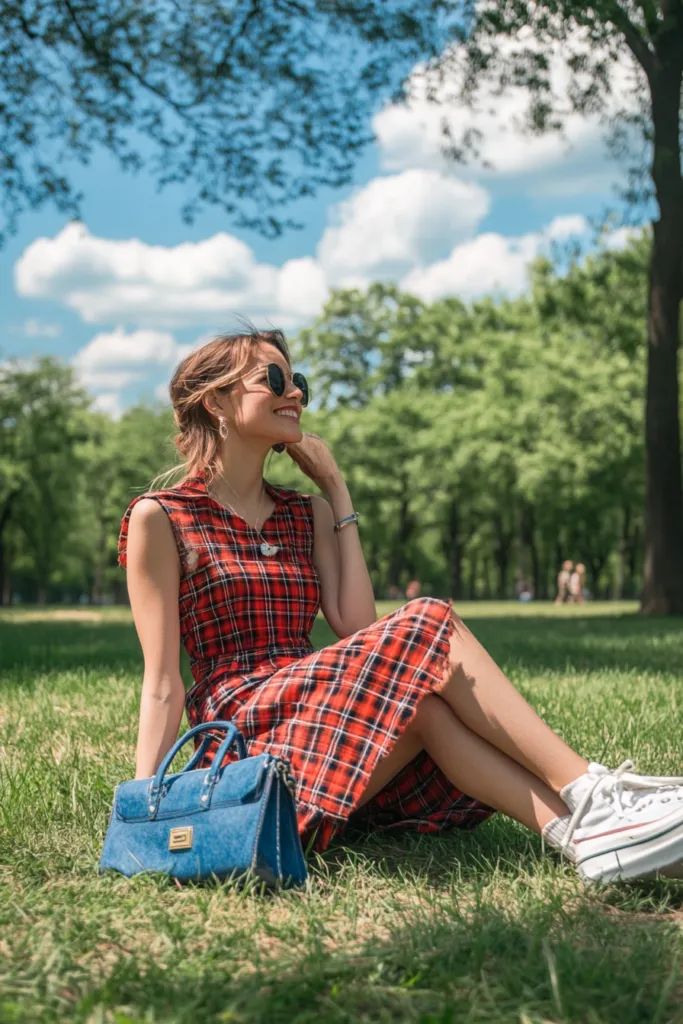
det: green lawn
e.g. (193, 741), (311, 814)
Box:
(1, 601), (683, 1023)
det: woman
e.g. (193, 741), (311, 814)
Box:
(569, 563), (587, 604)
(554, 560), (573, 604)
(119, 329), (683, 885)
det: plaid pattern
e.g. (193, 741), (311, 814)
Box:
(118, 471), (494, 852)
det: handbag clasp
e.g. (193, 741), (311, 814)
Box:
(169, 826), (194, 851)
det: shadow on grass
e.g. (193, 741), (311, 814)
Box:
(3, 610), (683, 687)
(68, 875), (682, 1023)
(0, 619), (196, 689)
(327, 819), (683, 910)
(462, 613), (683, 678)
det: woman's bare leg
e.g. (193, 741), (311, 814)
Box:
(358, 695), (569, 833)
(439, 611), (588, 792)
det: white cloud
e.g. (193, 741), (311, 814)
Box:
(15, 222), (327, 329)
(91, 392), (124, 419)
(154, 380), (171, 404)
(316, 169), (490, 285)
(401, 214), (589, 303)
(373, 27), (641, 194)
(602, 225), (642, 250)
(72, 326), (189, 393)
(15, 171), (491, 327)
(275, 257), (328, 318)
(546, 215), (590, 240)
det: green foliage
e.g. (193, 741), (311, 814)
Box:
(0, 0), (452, 245)
(0, 235), (654, 603)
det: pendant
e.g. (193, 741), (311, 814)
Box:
(260, 541), (280, 557)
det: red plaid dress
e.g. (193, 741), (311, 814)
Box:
(118, 471), (493, 852)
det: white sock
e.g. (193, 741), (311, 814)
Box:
(542, 814), (571, 849)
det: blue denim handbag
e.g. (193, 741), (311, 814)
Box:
(98, 720), (307, 887)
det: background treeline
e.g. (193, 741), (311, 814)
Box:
(0, 233), (656, 604)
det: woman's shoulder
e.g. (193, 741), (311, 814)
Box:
(121, 480), (202, 518)
(267, 480), (305, 499)
(117, 479), (206, 568)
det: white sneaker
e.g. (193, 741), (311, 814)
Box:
(542, 760), (683, 883)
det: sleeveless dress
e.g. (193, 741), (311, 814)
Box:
(118, 470), (494, 852)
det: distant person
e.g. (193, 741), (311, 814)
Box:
(569, 563), (586, 604)
(515, 573), (534, 602)
(405, 579), (422, 601)
(555, 560), (573, 604)
(387, 583), (403, 601)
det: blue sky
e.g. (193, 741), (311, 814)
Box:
(1, 40), (637, 417)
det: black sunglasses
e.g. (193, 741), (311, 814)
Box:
(261, 363), (310, 407)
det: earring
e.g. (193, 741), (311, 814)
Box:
(272, 443), (285, 453)
(219, 418), (229, 440)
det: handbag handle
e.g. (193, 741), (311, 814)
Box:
(147, 720), (247, 817)
(181, 733), (214, 774)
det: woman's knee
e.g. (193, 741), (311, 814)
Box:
(402, 596), (465, 636)
(404, 596), (451, 617)
(411, 693), (450, 741)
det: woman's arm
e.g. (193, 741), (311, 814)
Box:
(310, 477), (377, 638)
(125, 498), (186, 779)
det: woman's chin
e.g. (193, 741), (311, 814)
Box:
(278, 427), (303, 443)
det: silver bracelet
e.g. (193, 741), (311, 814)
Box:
(334, 511), (360, 533)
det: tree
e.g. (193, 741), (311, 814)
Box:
(0, 0), (451, 245)
(419, 2), (683, 612)
(1, 358), (90, 603)
(0, 366), (31, 602)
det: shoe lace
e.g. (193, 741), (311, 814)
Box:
(560, 760), (683, 850)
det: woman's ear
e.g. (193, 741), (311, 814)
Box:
(202, 388), (229, 423)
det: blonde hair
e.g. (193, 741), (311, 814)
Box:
(152, 327), (291, 490)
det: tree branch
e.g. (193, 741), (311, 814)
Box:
(59, 0), (200, 120)
(608, 1), (656, 77)
(636, 0), (662, 39)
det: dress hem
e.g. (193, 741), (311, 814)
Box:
(300, 597), (457, 852)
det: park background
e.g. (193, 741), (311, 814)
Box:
(2, 3), (683, 1022)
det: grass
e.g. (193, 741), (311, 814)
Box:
(1, 599), (683, 1023)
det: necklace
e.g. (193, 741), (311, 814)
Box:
(213, 473), (280, 557)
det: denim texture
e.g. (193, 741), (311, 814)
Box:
(98, 720), (307, 887)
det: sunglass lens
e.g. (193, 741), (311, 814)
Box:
(267, 363), (285, 396)
(293, 372), (309, 407)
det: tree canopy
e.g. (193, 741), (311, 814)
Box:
(0, 0), (450, 245)
(0, 235), (651, 606)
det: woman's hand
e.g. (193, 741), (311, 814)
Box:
(285, 432), (342, 491)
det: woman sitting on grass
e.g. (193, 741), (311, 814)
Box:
(118, 328), (683, 885)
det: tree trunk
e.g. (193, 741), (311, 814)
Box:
(614, 506), (631, 601)
(642, 49), (683, 614)
(2, 569), (12, 606)
(588, 554), (608, 598)
(0, 492), (17, 607)
(387, 481), (413, 589)
(493, 514), (512, 598)
(466, 553), (477, 600)
(518, 503), (539, 597)
(627, 521), (642, 599)
(483, 556), (492, 599)
(446, 497), (464, 600)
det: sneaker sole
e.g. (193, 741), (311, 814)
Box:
(577, 817), (683, 883)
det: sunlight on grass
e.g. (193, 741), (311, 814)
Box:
(1, 603), (682, 1022)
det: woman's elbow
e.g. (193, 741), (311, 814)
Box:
(141, 674), (185, 705)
